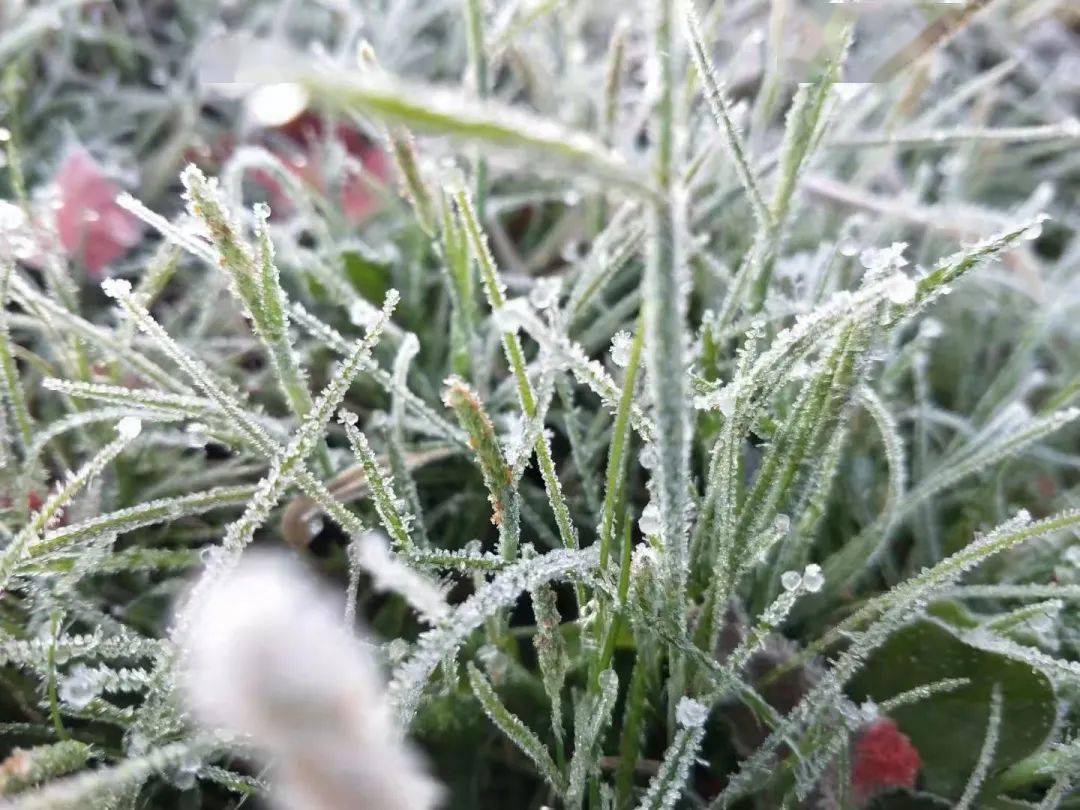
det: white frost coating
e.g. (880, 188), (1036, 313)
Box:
(116, 416), (143, 440)
(675, 697), (708, 728)
(389, 547), (598, 724)
(177, 552), (442, 810)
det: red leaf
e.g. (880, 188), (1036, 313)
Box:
(53, 147), (141, 276)
(851, 717), (921, 804)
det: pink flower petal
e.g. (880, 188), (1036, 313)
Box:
(53, 146), (141, 276)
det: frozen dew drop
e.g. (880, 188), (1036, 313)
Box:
(348, 300), (376, 328)
(304, 514), (325, 538)
(246, 82), (310, 127)
(780, 569), (802, 592)
(884, 273), (917, 305)
(774, 513), (791, 534)
(0, 127), (10, 143)
(116, 416), (143, 440)
(528, 277), (562, 310)
(185, 422), (209, 448)
(101, 277), (133, 299)
(839, 240), (859, 257)
(675, 697), (708, 728)
(638, 502), (661, 536)
(802, 563), (825, 593)
(610, 330), (633, 367)
(713, 384), (735, 418)
(1022, 214), (1049, 241)
(639, 443), (659, 470)
(386, 638), (410, 664)
(338, 409), (359, 426)
(490, 304), (521, 334)
(59, 664), (100, 709)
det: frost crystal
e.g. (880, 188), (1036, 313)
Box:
(610, 330), (633, 367)
(528, 277), (562, 310)
(675, 697), (708, 728)
(860, 242), (908, 273)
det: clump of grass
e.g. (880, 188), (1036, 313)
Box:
(1, 1), (1079, 808)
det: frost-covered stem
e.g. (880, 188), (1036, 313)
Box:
(0, 260), (33, 454)
(956, 684), (1003, 810)
(683, 1), (771, 228)
(646, 0), (691, 733)
(453, 188), (580, 564)
(0, 419), (140, 592)
(182, 168), (329, 475)
(634, 702), (707, 810)
(592, 319), (644, 678)
(462, 0), (489, 219)
(598, 318), (645, 573)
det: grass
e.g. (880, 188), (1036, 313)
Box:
(0, 0), (1079, 808)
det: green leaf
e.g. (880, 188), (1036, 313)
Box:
(849, 619), (1056, 799)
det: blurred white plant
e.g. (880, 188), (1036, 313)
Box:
(176, 553), (443, 810)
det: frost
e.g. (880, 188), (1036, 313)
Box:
(675, 697), (708, 728)
(610, 330), (633, 367)
(528, 277), (562, 310)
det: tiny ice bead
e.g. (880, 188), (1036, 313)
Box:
(116, 416), (143, 439)
(780, 570), (802, 592)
